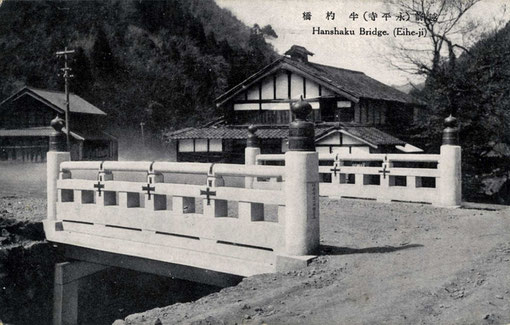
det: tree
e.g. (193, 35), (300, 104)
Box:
(390, 0), (481, 75)
(70, 47), (92, 94)
(91, 26), (116, 74)
(261, 24), (278, 39)
(388, 0), (510, 203)
(386, 0), (489, 152)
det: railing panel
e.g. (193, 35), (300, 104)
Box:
(256, 151), (443, 205)
(56, 202), (284, 251)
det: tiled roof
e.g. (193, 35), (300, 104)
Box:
(340, 125), (405, 146)
(215, 56), (418, 106)
(167, 126), (290, 140)
(291, 59), (416, 104)
(1, 87), (106, 115)
(166, 124), (405, 146)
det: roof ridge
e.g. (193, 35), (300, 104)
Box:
(29, 86), (82, 97)
(26, 86), (64, 94)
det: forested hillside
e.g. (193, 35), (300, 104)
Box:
(0, 0), (277, 133)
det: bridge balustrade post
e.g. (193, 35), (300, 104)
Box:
(48, 116), (71, 220)
(239, 125), (264, 221)
(203, 169), (227, 217)
(245, 125), (261, 189)
(95, 169), (114, 206)
(438, 115), (462, 207)
(145, 171), (166, 210)
(284, 97), (320, 256)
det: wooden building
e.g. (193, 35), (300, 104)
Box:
(166, 45), (422, 162)
(0, 87), (117, 162)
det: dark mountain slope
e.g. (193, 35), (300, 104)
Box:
(0, 0), (277, 133)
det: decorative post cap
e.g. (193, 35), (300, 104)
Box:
(51, 116), (65, 132)
(442, 115), (459, 145)
(288, 96), (315, 151)
(290, 96), (312, 120)
(49, 115), (67, 152)
(247, 124), (260, 148)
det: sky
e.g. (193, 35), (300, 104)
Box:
(215, 0), (510, 86)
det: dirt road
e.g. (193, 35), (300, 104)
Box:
(115, 199), (510, 325)
(1, 162), (509, 325)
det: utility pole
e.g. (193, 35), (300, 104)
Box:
(56, 47), (75, 151)
(140, 121), (145, 148)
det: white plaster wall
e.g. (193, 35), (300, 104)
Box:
(261, 76), (273, 99)
(275, 71), (288, 99)
(306, 79), (320, 98)
(351, 146), (370, 154)
(341, 133), (365, 145)
(195, 139), (208, 152)
(209, 139), (222, 152)
(234, 103), (259, 111)
(261, 103), (289, 110)
(290, 73), (303, 98)
(330, 147), (346, 155)
(316, 133), (341, 145)
(178, 139), (194, 152)
(316, 146), (330, 155)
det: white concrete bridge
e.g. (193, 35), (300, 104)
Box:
(44, 99), (461, 325)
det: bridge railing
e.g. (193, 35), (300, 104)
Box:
(44, 106), (320, 276)
(253, 117), (462, 207)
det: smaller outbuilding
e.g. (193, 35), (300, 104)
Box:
(0, 87), (117, 162)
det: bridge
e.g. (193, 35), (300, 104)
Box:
(45, 99), (322, 325)
(44, 98), (461, 324)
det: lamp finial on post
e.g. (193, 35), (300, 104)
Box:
(49, 116), (67, 152)
(288, 96), (315, 151)
(247, 124), (260, 148)
(442, 115), (459, 145)
(438, 114), (462, 207)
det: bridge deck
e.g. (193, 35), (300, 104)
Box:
(44, 217), (285, 278)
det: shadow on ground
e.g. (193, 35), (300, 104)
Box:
(320, 244), (423, 255)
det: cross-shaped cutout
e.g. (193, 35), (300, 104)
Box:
(330, 164), (341, 177)
(94, 181), (104, 197)
(378, 164), (390, 179)
(200, 187), (216, 206)
(142, 184), (156, 200)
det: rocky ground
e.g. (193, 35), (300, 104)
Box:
(115, 199), (510, 325)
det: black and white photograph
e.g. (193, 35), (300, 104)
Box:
(0, 0), (509, 324)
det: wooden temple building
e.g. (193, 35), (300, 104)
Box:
(166, 45), (423, 163)
(0, 87), (117, 162)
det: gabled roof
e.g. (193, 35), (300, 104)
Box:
(166, 125), (289, 140)
(315, 124), (405, 148)
(215, 56), (418, 107)
(165, 124), (405, 147)
(0, 87), (106, 115)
